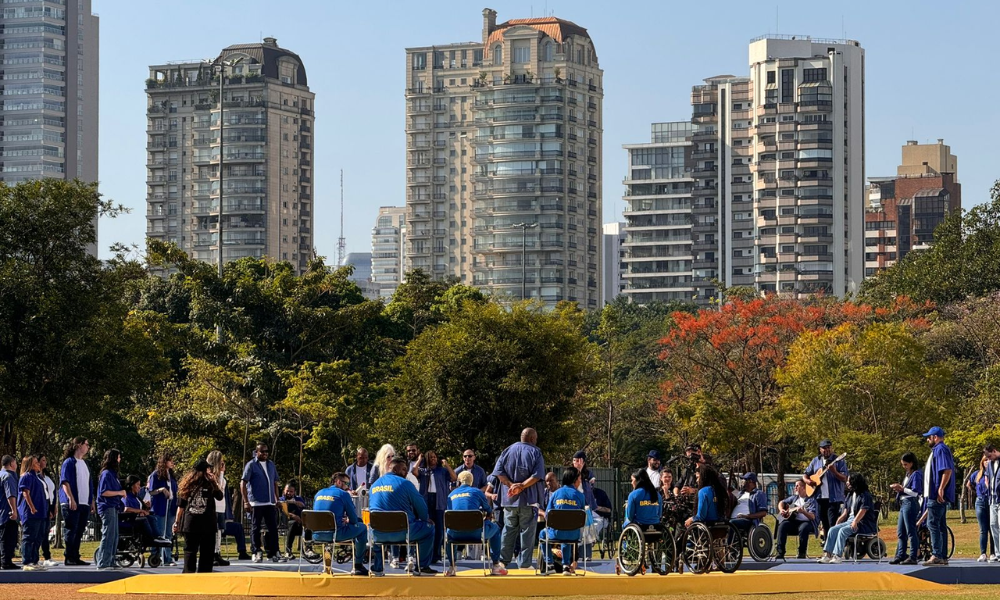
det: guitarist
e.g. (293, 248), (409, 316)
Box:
(801, 440), (848, 541)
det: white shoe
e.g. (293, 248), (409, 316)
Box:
(491, 563), (508, 576)
(23, 564), (39, 571)
(978, 554), (988, 562)
(251, 552), (263, 563)
(817, 556), (831, 564)
(390, 559), (400, 569)
(829, 556), (843, 564)
(991, 555), (1000, 563)
(42, 560), (58, 567)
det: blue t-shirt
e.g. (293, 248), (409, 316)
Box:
(544, 485), (585, 541)
(924, 442), (956, 504)
(312, 485), (358, 540)
(18, 471), (47, 522)
(58, 456), (94, 506)
(0, 469), (16, 526)
(693, 486), (718, 523)
(97, 470), (124, 516)
(805, 455), (849, 503)
(625, 487), (662, 526)
(369, 473), (428, 524)
(490, 441), (545, 508)
(454, 464), (488, 490)
(846, 491), (878, 535)
(147, 471), (177, 517)
(121, 492), (143, 529)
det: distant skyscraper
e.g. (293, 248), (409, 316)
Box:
(371, 206), (406, 299)
(601, 222), (625, 304)
(0, 0), (99, 253)
(864, 139), (961, 276)
(405, 8), (604, 309)
(345, 251), (376, 299)
(145, 38), (315, 274)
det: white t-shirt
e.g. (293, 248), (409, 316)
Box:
(731, 491), (752, 519)
(356, 465), (368, 489)
(792, 496), (809, 521)
(407, 461), (419, 486)
(76, 459), (91, 505)
(923, 452), (935, 499)
(215, 472), (227, 514)
(646, 467), (661, 489)
(40, 474), (55, 505)
(428, 471), (437, 494)
(250, 460), (274, 507)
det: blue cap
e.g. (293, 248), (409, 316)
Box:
(741, 472), (758, 482)
(922, 426), (945, 438)
(647, 450), (661, 460)
(818, 439), (832, 448)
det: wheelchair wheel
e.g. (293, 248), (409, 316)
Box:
(682, 523), (713, 574)
(648, 532), (677, 575)
(748, 523), (773, 562)
(716, 523), (743, 573)
(115, 554), (135, 569)
(617, 524), (645, 576)
(148, 553), (162, 568)
(138, 553), (146, 568)
(867, 538), (887, 560)
(947, 526), (955, 559)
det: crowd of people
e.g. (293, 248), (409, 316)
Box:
(0, 423), (965, 574)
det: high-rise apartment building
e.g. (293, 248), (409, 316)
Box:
(344, 251), (376, 299)
(371, 206), (406, 299)
(601, 222), (625, 304)
(405, 8), (604, 308)
(621, 36), (865, 306)
(0, 0), (99, 253)
(863, 139), (961, 276)
(145, 38), (315, 274)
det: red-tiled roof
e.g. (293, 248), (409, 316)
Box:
(487, 16), (591, 46)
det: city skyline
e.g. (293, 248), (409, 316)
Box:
(95, 0), (1000, 265)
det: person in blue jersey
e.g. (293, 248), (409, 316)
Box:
(59, 437), (95, 566)
(17, 455), (47, 571)
(623, 468), (661, 527)
(412, 449), (456, 564)
(147, 452), (178, 566)
(240, 443), (283, 564)
(444, 470), (507, 577)
(538, 467), (585, 576)
(491, 427), (546, 570)
(984, 445), (1000, 562)
(920, 426), (955, 566)
(312, 472), (368, 576)
(889, 452), (923, 565)
(368, 457), (437, 575)
(684, 464), (730, 529)
(801, 440), (848, 540)
(729, 473), (768, 536)
(121, 475), (163, 547)
(454, 450), (488, 491)
(95, 449), (126, 571)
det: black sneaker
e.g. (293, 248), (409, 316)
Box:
(418, 566), (439, 574)
(214, 554), (230, 567)
(351, 564), (369, 576)
(1, 564), (20, 570)
(237, 553), (252, 561)
(774, 554), (785, 561)
(889, 556), (903, 565)
(901, 558), (918, 565)
(796, 554), (807, 560)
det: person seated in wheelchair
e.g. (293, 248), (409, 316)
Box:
(538, 467), (585, 576)
(729, 473), (767, 536)
(817, 473), (877, 564)
(775, 480), (818, 560)
(444, 470), (507, 577)
(624, 469), (662, 528)
(683, 464), (730, 530)
(312, 472), (369, 576)
(119, 475), (171, 551)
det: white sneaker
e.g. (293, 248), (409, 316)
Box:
(42, 560), (58, 567)
(252, 552), (263, 563)
(829, 556), (843, 564)
(491, 563), (508, 576)
(817, 556), (831, 564)
(390, 559), (400, 569)
(978, 554), (988, 562)
(23, 564), (39, 571)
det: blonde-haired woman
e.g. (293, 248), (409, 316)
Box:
(370, 444), (396, 483)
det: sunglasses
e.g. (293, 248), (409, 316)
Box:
(463, 455), (474, 458)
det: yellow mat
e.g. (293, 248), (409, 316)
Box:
(81, 569), (947, 597)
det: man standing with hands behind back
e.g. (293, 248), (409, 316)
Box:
(491, 427), (545, 570)
(921, 426), (955, 566)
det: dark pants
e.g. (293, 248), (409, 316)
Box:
(41, 516), (51, 560)
(183, 527), (216, 573)
(896, 496), (921, 560)
(21, 518), (45, 566)
(223, 521), (247, 555)
(250, 505), (278, 558)
(776, 519), (813, 558)
(427, 493), (443, 563)
(1, 520), (19, 566)
(284, 520), (311, 554)
(817, 499), (842, 537)
(61, 504), (90, 562)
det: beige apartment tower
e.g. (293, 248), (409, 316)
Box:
(405, 8), (604, 308)
(145, 39), (315, 274)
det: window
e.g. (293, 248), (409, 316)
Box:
(513, 46), (530, 64)
(493, 45), (503, 65)
(541, 42), (553, 62)
(412, 53), (426, 70)
(780, 68), (794, 103)
(803, 68), (827, 83)
(766, 71), (776, 84)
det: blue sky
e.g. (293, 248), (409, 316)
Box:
(95, 0), (999, 261)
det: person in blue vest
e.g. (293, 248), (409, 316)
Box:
(17, 455), (47, 571)
(538, 466), (585, 575)
(454, 450), (488, 491)
(369, 457), (437, 575)
(0, 455), (19, 570)
(818, 473), (877, 564)
(345, 447), (373, 493)
(774, 480), (818, 560)
(984, 445), (1000, 562)
(729, 473), (768, 536)
(491, 427), (546, 570)
(412, 450), (456, 564)
(444, 470), (507, 576)
(147, 452), (178, 566)
(95, 449), (126, 571)
(59, 437), (95, 566)
(121, 475), (164, 547)
(920, 426), (955, 566)
(312, 472), (368, 576)
(623, 468), (661, 527)
(889, 452), (923, 565)
(801, 440), (848, 540)
(241, 443), (283, 563)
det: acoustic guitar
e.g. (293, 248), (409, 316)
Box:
(805, 452), (848, 498)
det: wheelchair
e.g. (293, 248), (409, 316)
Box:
(917, 524), (954, 561)
(731, 515), (775, 562)
(681, 520), (743, 574)
(115, 514), (172, 569)
(617, 522), (675, 576)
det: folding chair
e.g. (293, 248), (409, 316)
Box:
(299, 510), (354, 575)
(537, 509), (587, 576)
(368, 511), (419, 577)
(444, 510), (490, 576)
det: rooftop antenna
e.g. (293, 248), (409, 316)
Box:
(337, 170), (346, 266)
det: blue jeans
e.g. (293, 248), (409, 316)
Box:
(895, 496), (920, 560)
(61, 504), (90, 562)
(95, 508), (119, 568)
(313, 522), (368, 565)
(976, 497), (992, 556)
(447, 520), (501, 564)
(823, 522), (855, 557)
(371, 520), (434, 572)
(148, 512), (176, 563)
(500, 506), (536, 568)
(20, 518), (44, 566)
(927, 500), (948, 560)
(538, 529), (578, 567)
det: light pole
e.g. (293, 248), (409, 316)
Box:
(513, 222), (537, 301)
(211, 57), (243, 278)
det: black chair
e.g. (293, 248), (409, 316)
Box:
(537, 509), (587, 576)
(299, 510), (354, 575)
(368, 511), (419, 577)
(443, 510), (490, 575)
